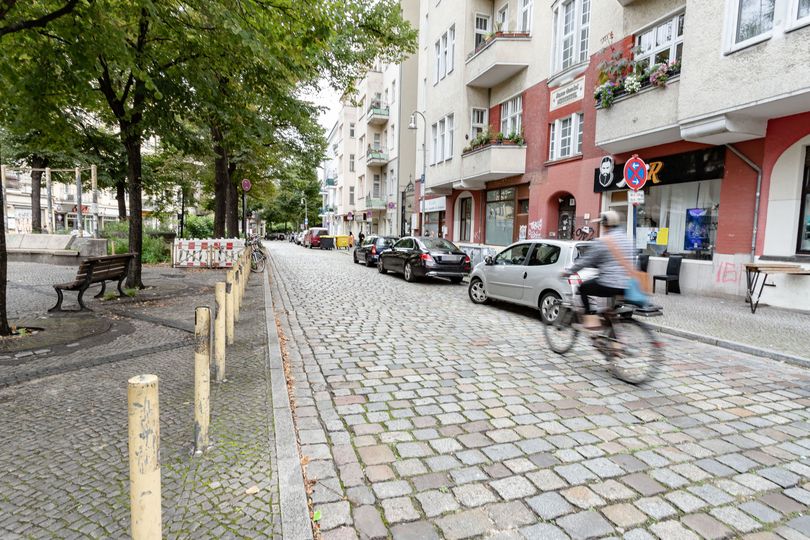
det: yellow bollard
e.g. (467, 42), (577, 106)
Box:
(214, 283), (226, 382)
(194, 307), (211, 453)
(234, 268), (241, 322)
(128, 374), (162, 540)
(225, 271), (234, 346)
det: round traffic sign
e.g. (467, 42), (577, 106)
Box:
(241, 178), (252, 192)
(623, 155), (648, 192)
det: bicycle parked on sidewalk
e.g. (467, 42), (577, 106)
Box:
(247, 235), (267, 273)
(543, 294), (663, 384)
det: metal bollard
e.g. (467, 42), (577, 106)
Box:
(214, 283), (226, 382)
(128, 374), (162, 540)
(234, 268), (241, 322)
(225, 271), (234, 345)
(194, 307), (211, 453)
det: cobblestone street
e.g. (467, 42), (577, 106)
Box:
(269, 242), (810, 540)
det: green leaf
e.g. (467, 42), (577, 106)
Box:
(312, 510), (322, 522)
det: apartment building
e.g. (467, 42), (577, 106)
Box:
(324, 0), (420, 238)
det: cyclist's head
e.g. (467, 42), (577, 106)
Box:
(597, 211), (622, 229)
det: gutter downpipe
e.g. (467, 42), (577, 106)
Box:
(725, 144), (762, 263)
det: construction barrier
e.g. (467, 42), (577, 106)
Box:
(172, 238), (245, 268)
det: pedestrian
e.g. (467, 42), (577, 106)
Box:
(358, 231), (365, 246)
(348, 232), (354, 248)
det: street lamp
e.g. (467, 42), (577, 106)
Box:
(408, 111), (427, 236)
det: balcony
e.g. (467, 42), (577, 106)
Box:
(366, 103), (390, 125)
(465, 32), (532, 88)
(460, 143), (526, 188)
(364, 194), (386, 210)
(366, 149), (388, 167)
(595, 78), (681, 154)
(324, 178), (337, 187)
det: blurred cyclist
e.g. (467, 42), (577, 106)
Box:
(563, 211), (632, 329)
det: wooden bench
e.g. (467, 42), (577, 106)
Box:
(744, 262), (810, 314)
(49, 253), (137, 312)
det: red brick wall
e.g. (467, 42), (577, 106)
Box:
(717, 140), (764, 255)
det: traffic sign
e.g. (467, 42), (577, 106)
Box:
(628, 190), (645, 206)
(241, 178), (252, 192)
(623, 155), (648, 191)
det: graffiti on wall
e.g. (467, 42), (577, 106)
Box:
(715, 261), (743, 284)
(528, 220), (543, 239)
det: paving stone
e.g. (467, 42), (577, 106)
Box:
(365, 465), (395, 482)
(555, 463), (598, 485)
(490, 475), (537, 500)
(453, 483), (498, 508)
(709, 506), (761, 534)
(396, 442), (433, 458)
(358, 445), (396, 465)
(382, 497), (420, 524)
(346, 486), (375, 505)
(435, 509), (492, 540)
(634, 497), (677, 520)
(681, 513), (734, 540)
(486, 501), (536, 530)
(716, 453), (759, 473)
(394, 459), (428, 477)
(591, 479), (637, 501)
(372, 480), (412, 499)
(622, 473), (666, 496)
(318, 501), (353, 531)
(526, 492), (575, 520)
(556, 510), (614, 540)
(321, 526), (359, 540)
(739, 501), (781, 524)
(519, 523), (569, 540)
(560, 486), (606, 509)
(688, 484), (734, 506)
(412, 472), (451, 491)
(784, 515), (810, 537)
(391, 521), (440, 540)
(650, 468), (689, 488)
(734, 473), (780, 492)
(649, 520), (700, 540)
(756, 467), (800, 488)
(352, 505), (387, 539)
(602, 503), (647, 528)
(664, 490), (706, 513)
(783, 486), (810, 505)
(623, 528), (656, 540)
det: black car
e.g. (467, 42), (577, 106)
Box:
(353, 235), (398, 267)
(378, 236), (471, 283)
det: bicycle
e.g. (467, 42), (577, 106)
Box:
(247, 235), (267, 273)
(543, 296), (663, 384)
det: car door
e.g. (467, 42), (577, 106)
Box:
(390, 238), (413, 272)
(485, 243), (532, 301)
(524, 242), (564, 306)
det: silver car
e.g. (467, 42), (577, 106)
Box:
(467, 240), (595, 323)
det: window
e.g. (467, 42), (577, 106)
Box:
(349, 187), (355, 205)
(434, 41), (441, 83)
(500, 95), (523, 137)
(445, 114), (454, 159)
(552, 0), (590, 72)
(359, 135), (365, 155)
(495, 243), (531, 265)
(441, 32), (448, 78)
(486, 188), (516, 246)
(434, 26), (455, 82)
(520, 0), (533, 32)
(448, 26), (455, 73)
(497, 5), (509, 31)
(431, 114), (454, 163)
(391, 81), (396, 102)
(797, 0), (810, 24)
(548, 113), (584, 161)
(349, 154), (355, 172)
(432, 123), (438, 164)
(389, 125), (395, 149)
(438, 118), (446, 163)
(373, 174), (381, 198)
(459, 197), (472, 242)
(349, 123), (355, 138)
(635, 13), (684, 71)
(475, 14), (491, 48)
(732, 0), (775, 45)
(471, 108), (488, 139)
(798, 149), (810, 253)
(528, 244), (561, 266)
(382, 129), (388, 149)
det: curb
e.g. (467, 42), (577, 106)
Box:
(648, 322), (810, 370)
(262, 268), (314, 540)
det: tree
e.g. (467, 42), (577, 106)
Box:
(0, 0), (81, 38)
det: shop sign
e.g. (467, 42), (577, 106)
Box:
(346, 211), (354, 221)
(420, 196), (447, 213)
(550, 78), (585, 111)
(593, 147), (726, 193)
(623, 155), (648, 191)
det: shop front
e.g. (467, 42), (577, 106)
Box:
(483, 183), (530, 246)
(420, 196), (447, 238)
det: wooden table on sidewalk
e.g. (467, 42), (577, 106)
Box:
(744, 263), (810, 314)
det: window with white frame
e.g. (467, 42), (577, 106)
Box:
(471, 108), (488, 139)
(389, 124), (395, 149)
(497, 4), (509, 31)
(448, 26), (455, 72)
(434, 25), (455, 82)
(445, 114), (454, 159)
(434, 40), (441, 83)
(373, 133), (381, 151)
(432, 124), (438, 164)
(438, 117), (446, 162)
(552, 0), (591, 73)
(349, 186), (355, 205)
(349, 123), (355, 138)
(796, 0), (810, 24)
(349, 154), (355, 172)
(500, 96), (523, 137)
(520, 0), (533, 32)
(431, 115), (455, 163)
(359, 135), (365, 155)
(391, 81), (396, 102)
(635, 12), (684, 70)
(373, 174), (381, 198)
(731, 0), (775, 46)
(475, 14), (491, 48)
(548, 113), (584, 161)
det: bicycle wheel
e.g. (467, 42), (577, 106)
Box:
(543, 300), (579, 354)
(251, 251), (266, 273)
(605, 319), (662, 384)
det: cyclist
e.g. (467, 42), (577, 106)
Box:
(562, 211), (632, 330)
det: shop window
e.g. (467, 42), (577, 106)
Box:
(459, 197), (473, 242)
(518, 199), (529, 213)
(797, 148), (810, 253)
(486, 187), (516, 246)
(635, 12), (685, 71)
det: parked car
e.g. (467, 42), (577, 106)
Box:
(353, 235), (398, 267)
(303, 227), (329, 249)
(467, 240), (596, 324)
(378, 236), (471, 283)
(293, 231), (304, 245)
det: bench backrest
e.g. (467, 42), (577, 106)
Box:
(76, 253), (136, 283)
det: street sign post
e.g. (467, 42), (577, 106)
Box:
(241, 178), (251, 192)
(241, 179), (251, 238)
(623, 155), (648, 191)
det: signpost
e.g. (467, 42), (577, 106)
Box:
(241, 179), (251, 239)
(624, 155), (648, 248)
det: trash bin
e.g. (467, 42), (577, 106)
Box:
(320, 236), (335, 250)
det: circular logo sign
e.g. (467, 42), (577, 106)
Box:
(623, 155), (648, 192)
(241, 178), (252, 192)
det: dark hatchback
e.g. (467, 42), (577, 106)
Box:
(353, 235), (398, 267)
(378, 237), (471, 283)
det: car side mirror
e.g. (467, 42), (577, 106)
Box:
(485, 256), (494, 265)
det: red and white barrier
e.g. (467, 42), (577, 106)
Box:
(172, 239), (245, 268)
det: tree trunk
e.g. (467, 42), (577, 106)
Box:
(226, 162), (239, 237)
(123, 135), (144, 289)
(0, 186), (11, 335)
(30, 155), (46, 233)
(116, 178), (127, 220)
(211, 125), (228, 238)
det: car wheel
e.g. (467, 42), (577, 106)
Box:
(540, 291), (562, 324)
(404, 262), (417, 282)
(468, 278), (489, 304)
(353, 252), (359, 264)
(365, 255), (374, 268)
(377, 260), (387, 274)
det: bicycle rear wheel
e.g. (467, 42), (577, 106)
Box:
(543, 301), (579, 354)
(606, 319), (662, 384)
(251, 251), (266, 273)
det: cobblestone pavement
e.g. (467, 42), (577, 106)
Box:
(268, 242), (810, 540)
(0, 265), (281, 538)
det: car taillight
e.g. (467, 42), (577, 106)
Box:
(567, 272), (582, 285)
(371, 245), (377, 255)
(420, 253), (434, 262)
(464, 255), (471, 264)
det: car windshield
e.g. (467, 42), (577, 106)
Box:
(377, 237), (397, 247)
(421, 238), (458, 251)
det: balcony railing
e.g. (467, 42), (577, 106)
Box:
(365, 194), (386, 210)
(366, 102), (390, 125)
(366, 148), (388, 166)
(460, 142), (527, 188)
(465, 32), (532, 88)
(324, 178), (337, 187)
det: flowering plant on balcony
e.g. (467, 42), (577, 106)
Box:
(594, 80), (622, 109)
(623, 74), (642, 94)
(594, 54), (682, 108)
(649, 59), (681, 88)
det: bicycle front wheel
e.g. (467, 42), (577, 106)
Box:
(606, 319), (662, 384)
(543, 301), (579, 354)
(251, 252), (266, 273)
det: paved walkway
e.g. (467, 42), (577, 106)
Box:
(0, 264), (282, 539)
(269, 242), (810, 540)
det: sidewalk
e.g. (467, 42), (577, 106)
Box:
(0, 264), (283, 538)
